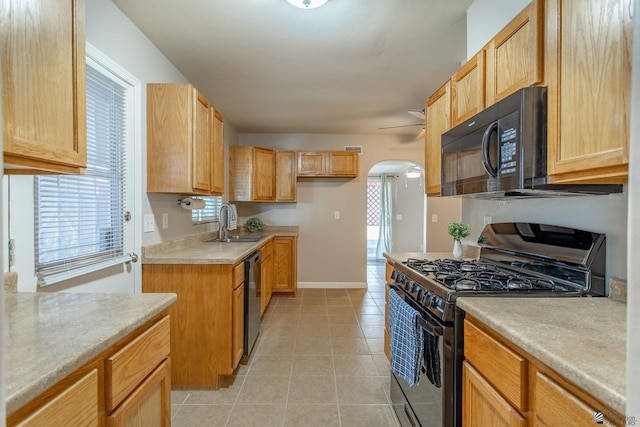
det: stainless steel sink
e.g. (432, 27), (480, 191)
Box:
(205, 235), (265, 243)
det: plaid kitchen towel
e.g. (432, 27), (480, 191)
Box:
(388, 290), (424, 387)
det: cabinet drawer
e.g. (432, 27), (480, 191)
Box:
(16, 369), (98, 427)
(533, 371), (600, 426)
(233, 262), (244, 289)
(464, 319), (527, 411)
(106, 316), (171, 411)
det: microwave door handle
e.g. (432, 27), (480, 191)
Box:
(482, 121), (499, 177)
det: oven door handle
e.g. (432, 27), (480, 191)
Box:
(390, 285), (444, 337)
(416, 316), (444, 337)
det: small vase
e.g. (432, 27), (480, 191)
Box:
(453, 239), (463, 260)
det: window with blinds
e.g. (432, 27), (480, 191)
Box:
(192, 196), (222, 224)
(34, 63), (128, 285)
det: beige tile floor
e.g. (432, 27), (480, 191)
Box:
(171, 261), (400, 427)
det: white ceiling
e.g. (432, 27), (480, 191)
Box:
(112, 0), (473, 136)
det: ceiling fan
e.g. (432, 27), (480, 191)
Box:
(378, 109), (425, 139)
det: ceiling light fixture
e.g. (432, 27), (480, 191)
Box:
(286, 0), (328, 9)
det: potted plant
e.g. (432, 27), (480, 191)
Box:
(447, 222), (470, 259)
(244, 217), (265, 233)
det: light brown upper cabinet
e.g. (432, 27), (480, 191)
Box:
(229, 146), (276, 201)
(2, 0), (87, 174)
(211, 110), (225, 194)
(425, 81), (451, 196)
(275, 151), (297, 202)
(451, 51), (485, 127)
(147, 84), (223, 195)
(484, 0), (543, 107)
(545, 0), (631, 184)
(297, 151), (359, 178)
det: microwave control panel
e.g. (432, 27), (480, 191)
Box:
(499, 127), (517, 175)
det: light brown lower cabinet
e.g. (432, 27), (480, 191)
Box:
(106, 359), (171, 427)
(232, 282), (245, 368)
(463, 317), (623, 427)
(8, 314), (171, 427)
(15, 369), (99, 427)
(272, 236), (297, 294)
(462, 362), (526, 427)
(259, 239), (274, 315)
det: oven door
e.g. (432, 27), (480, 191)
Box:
(389, 286), (455, 427)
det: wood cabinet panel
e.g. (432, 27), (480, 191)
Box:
(211, 110), (225, 194)
(273, 236), (297, 293)
(425, 81), (451, 196)
(276, 151), (297, 202)
(462, 362), (526, 427)
(2, 0), (87, 174)
(297, 151), (358, 178)
(259, 240), (274, 315)
(106, 316), (171, 412)
(328, 151), (359, 177)
(232, 284), (245, 369)
(485, 0), (543, 107)
(297, 152), (326, 175)
(143, 264), (235, 388)
(192, 92), (213, 193)
(15, 370), (98, 427)
(464, 319), (527, 411)
(451, 52), (485, 126)
(106, 359), (171, 427)
(147, 84), (221, 195)
(533, 371), (597, 427)
(229, 146), (276, 201)
(545, 0), (631, 183)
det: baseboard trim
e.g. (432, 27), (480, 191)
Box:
(297, 282), (368, 289)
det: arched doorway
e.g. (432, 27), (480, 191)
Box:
(367, 160), (426, 263)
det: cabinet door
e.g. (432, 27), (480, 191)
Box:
(485, 0), (543, 107)
(107, 359), (171, 427)
(328, 151), (358, 177)
(192, 91), (212, 193)
(425, 81), (451, 196)
(297, 152), (326, 175)
(273, 236), (297, 293)
(252, 148), (276, 200)
(545, 0), (631, 183)
(533, 371), (598, 427)
(260, 242), (274, 315)
(462, 362), (526, 427)
(276, 151), (297, 202)
(232, 284), (245, 368)
(451, 51), (485, 126)
(211, 109), (225, 195)
(15, 369), (98, 427)
(2, 0), (87, 174)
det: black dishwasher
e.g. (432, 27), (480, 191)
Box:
(244, 250), (262, 356)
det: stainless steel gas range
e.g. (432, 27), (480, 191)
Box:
(387, 222), (607, 427)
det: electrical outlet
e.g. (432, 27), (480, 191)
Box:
(483, 215), (493, 226)
(334, 211), (340, 220)
(396, 214), (402, 220)
(143, 214), (155, 233)
(162, 213), (169, 229)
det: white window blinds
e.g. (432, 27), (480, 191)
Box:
(34, 64), (127, 285)
(192, 196), (222, 224)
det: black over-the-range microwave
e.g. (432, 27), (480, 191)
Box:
(440, 86), (622, 198)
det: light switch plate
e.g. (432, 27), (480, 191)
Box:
(431, 214), (438, 223)
(143, 214), (155, 233)
(162, 213), (169, 229)
(334, 211), (340, 220)
(396, 214), (402, 220)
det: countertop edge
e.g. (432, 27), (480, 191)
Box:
(5, 292), (177, 416)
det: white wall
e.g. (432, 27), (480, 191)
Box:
(238, 133), (424, 286)
(466, 0), (531, 60)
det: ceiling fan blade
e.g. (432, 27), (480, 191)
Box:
(408, 109), (425, 119)
(377, 123), (423, 130)
(415, 128), (426, 140)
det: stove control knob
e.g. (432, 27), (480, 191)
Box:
(421, 291), (431, 306)
(416, 289), (424, 301)
(404, 281), (413, 291)
(430, 296), (439, 308)
(399, 273), (408, 285)
(412, 283), (421, 294)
